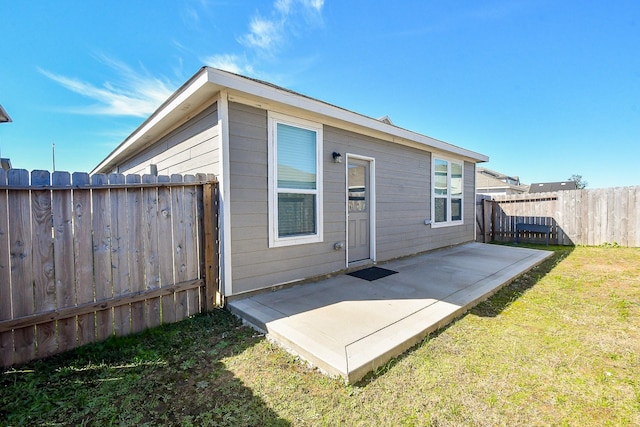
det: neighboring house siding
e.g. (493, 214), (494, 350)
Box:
(228, 102), (477, 295)
(228, 102), (344, 294)
(117, 103), (220, 176)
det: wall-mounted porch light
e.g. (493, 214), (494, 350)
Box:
(332, 151), (343, 163)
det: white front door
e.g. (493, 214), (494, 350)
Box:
(348, 158), (371, 263)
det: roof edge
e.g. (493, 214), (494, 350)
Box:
(0, 104), (12, 123)
(93, 67), (488, 174)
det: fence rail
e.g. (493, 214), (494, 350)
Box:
(477, 186), (640, 247)
(0, 169), (219, 367)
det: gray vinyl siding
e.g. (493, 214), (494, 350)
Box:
(117, 103), (220, 176)
(228, 101), (476, 295)
(228, 102), (345, 294)
(327, 128), (474, 262)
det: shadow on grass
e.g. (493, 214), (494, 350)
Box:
(471, 243), (573, 318)
(355, 244), (574, 386)
(1, 309), (290, 426)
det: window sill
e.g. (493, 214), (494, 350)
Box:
(430, 221), (464, 228)
(269, 234), (323, 248)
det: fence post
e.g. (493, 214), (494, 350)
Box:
(203, 181), (221, 309)
(483, 199), (492, 243)
(490, 200), (498, 242)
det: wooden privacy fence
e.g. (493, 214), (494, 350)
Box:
(0, 169), (219, 368)
(477, 186), (640, 246)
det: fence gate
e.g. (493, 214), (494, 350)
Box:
(0, 169), (220, 368)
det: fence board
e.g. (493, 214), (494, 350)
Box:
(32, 170), (57, 358)
(616, 188), (628, 246)
(158, 175), (176, 324)
(631, 188), (639, 247)
(72, 172), (96, 346)
(171, 175), (188, 321)
(0, 169), (218, 368)
(203, 181), (220, 309)
(126, 174), (145, 334)
(196, 173), (207, 309)
(8, 169), (36, 364)
(109, 173), (131, 336)
(184, 175), (200, 316)
(142, 174), (161, 329)
(53, 171), (77, 352)
(92, 174), (114, 340)
(586, 190), (596, 246)
(0, 169), (12, 366)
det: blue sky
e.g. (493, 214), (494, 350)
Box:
(1, 0), (639, 189)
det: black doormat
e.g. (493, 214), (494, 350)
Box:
(348, 266), (398, 281)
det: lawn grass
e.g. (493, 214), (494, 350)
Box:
(2, 245), (639, 426)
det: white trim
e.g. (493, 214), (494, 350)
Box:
(345, 153), (376, 266)
(268, 111), (324, 247)
(431, 156), (464, 228)
(218, 91), (233, 296)
(473, 163), (478, 241)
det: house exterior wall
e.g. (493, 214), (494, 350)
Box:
(116, 102), (220, 176)
(228, 102), (345, 294)
(327, 127), (476, 261)
(227, 101), (476, 295)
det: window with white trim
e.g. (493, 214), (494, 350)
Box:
(268, 112), (323, 247)
(432, 157), (464, 226)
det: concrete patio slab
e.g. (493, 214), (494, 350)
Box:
(228, 243), (553, 383)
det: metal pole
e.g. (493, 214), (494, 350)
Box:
(52, 143), (56, 172)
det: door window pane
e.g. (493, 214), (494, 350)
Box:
(348, 163), (366, 212)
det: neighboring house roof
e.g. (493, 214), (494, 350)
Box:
(377, 115), (394, 125)
(529, 181), (577, 193)
(0, 105), (11, 123)
(0, 105), (11, 170)
(476, 167), (529, 194)
(93, 67), (488, 174)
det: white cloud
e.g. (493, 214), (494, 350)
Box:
(39, 56), (175, 117)
(201, 54), (255, 75)
(182, 6), (201, 26)
(306, 0), (324, 12)
(239, 0), (324, 54)
(243, 16), (283, 51)
(193, 0), (325, 82)
(275, 0), (293, 15)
